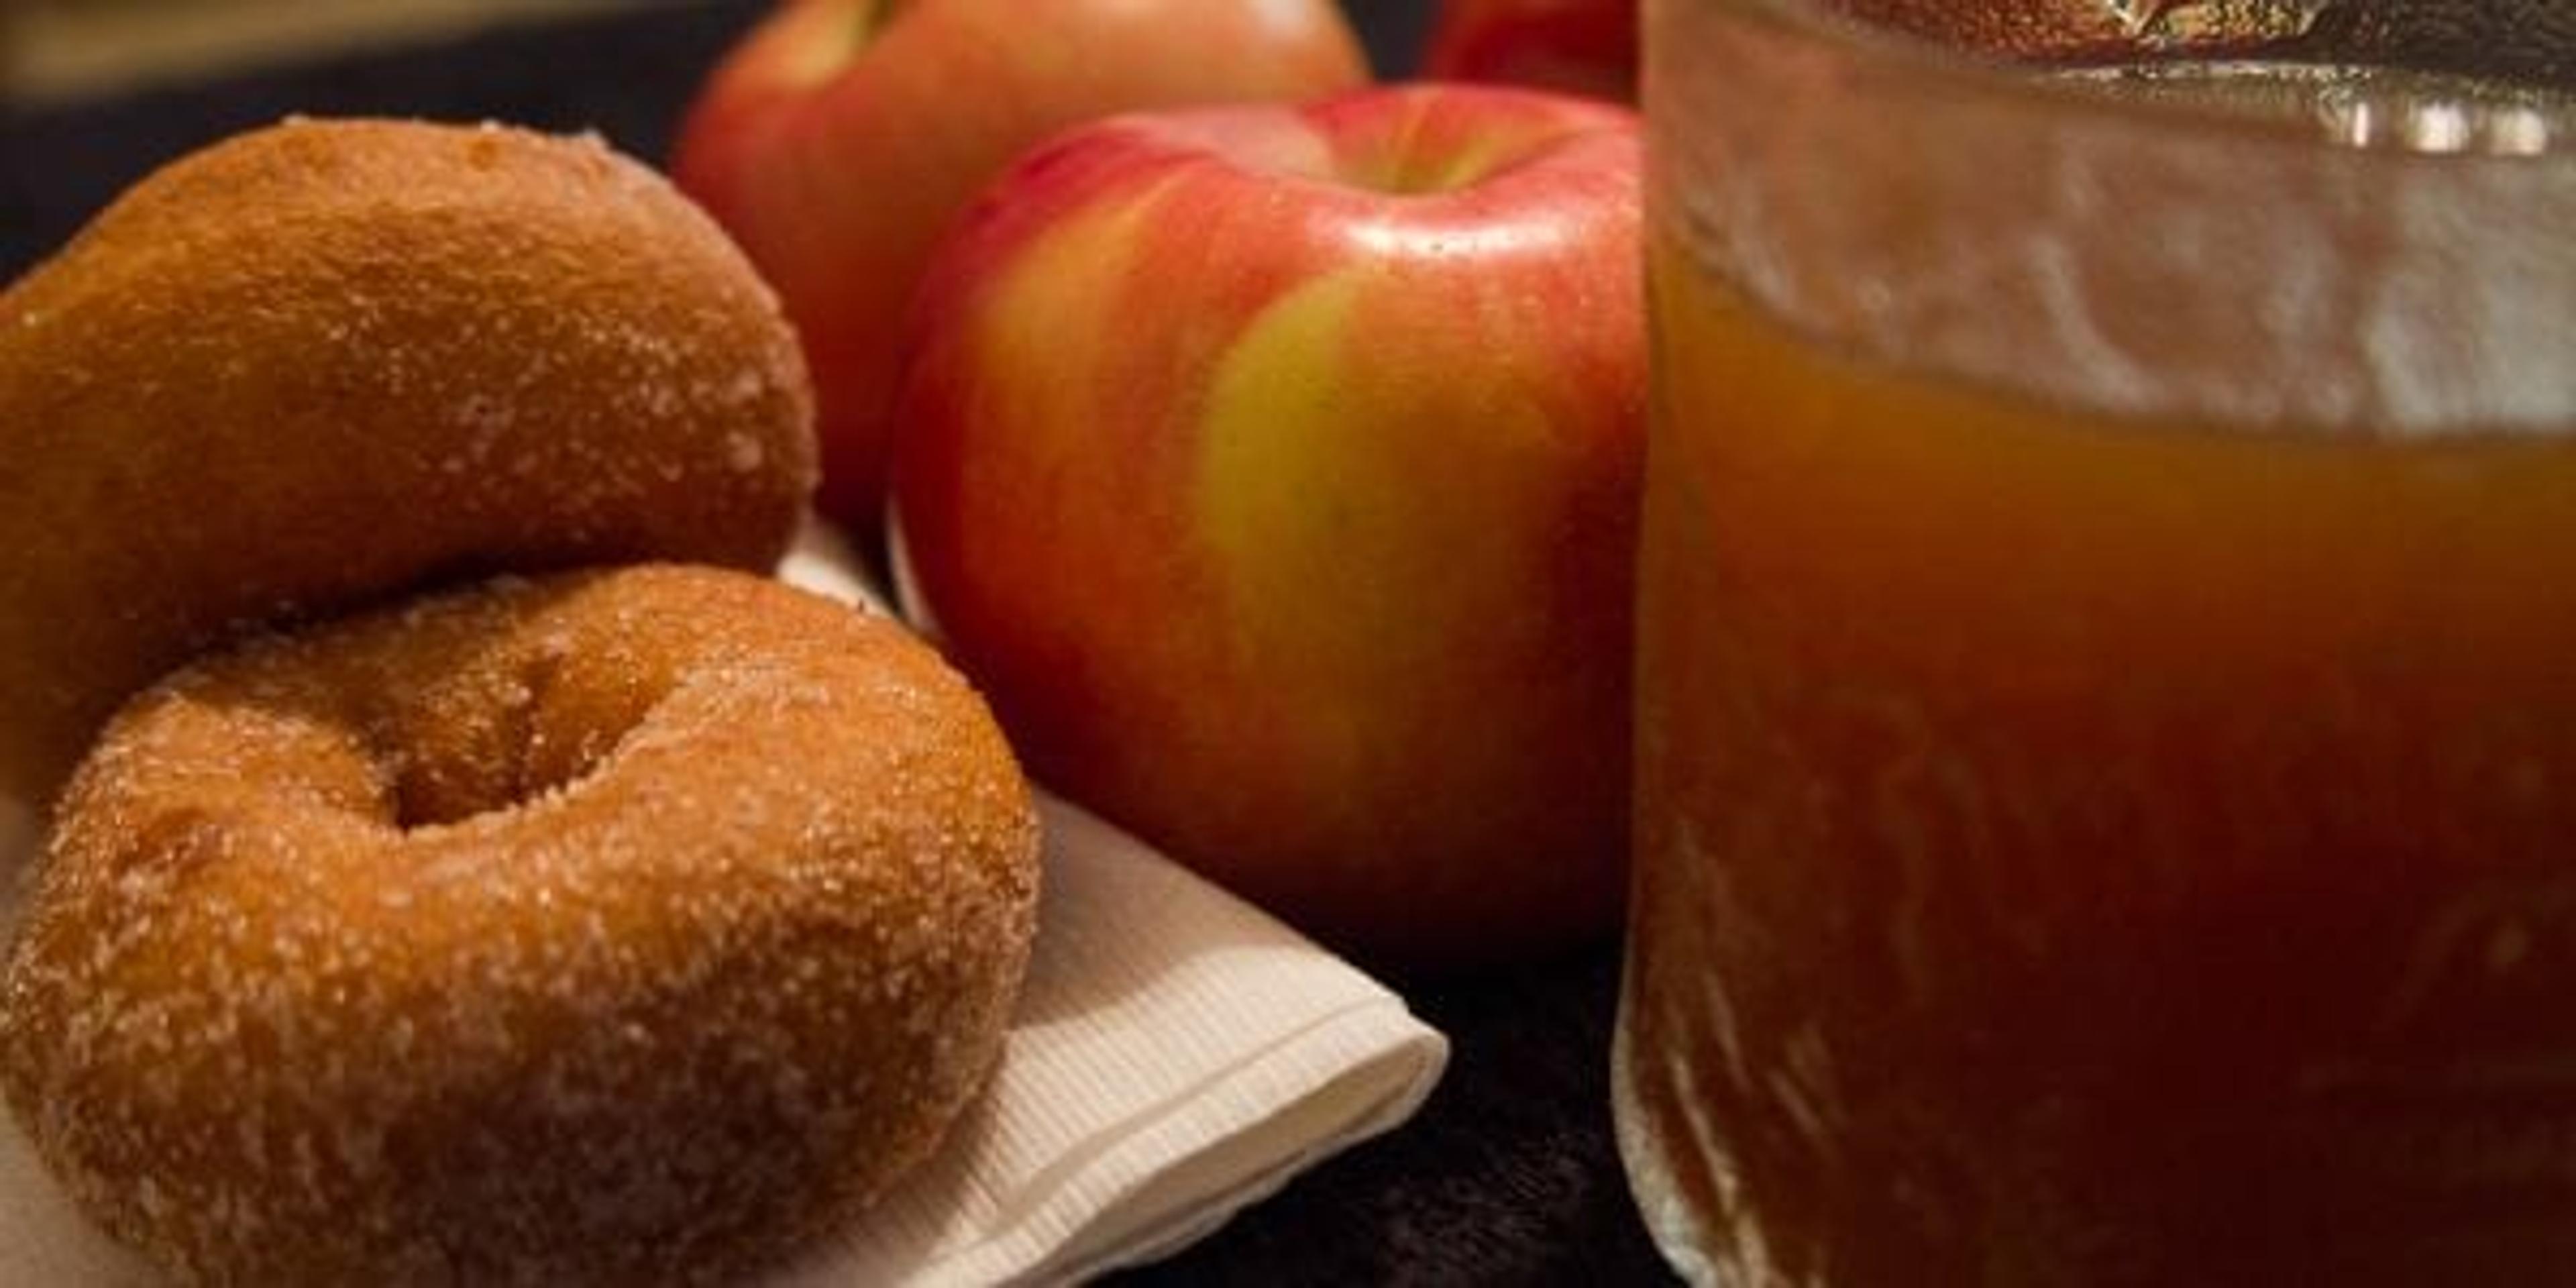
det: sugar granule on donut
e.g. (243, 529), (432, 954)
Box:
(0, 117), (819, 806)
(0, 565), (1039, 1285)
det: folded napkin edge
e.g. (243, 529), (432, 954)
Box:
(908, 999), (1448, 1287)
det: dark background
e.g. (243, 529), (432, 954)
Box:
(0, 3), (1677, 1282)
(0, 0), (1438, 274)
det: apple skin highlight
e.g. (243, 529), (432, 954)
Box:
(672, 0), (1369, 541)
(893, 87), (1645, 967)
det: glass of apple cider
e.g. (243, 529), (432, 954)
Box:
(1613, 1), (2576, 1283)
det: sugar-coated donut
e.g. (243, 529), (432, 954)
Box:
(0, 117), (817, 805)
(0, 565), (1040, 1285)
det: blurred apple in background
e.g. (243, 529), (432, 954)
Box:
(1421, 0), (1636, 99)
(672, 0), (1369, 544)
(891, 85), (1644, 968)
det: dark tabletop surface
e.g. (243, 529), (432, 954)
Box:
(0, 3), (1678, 1283)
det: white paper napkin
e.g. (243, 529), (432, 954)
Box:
(0, 522), (1450, 1285)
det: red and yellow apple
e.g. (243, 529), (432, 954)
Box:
(1421, 0), (1638, 100)
(890, 85), (1644, 967)
(672, 0), (1369, 541)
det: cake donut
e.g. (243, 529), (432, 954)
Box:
(0, 117), (817, 806)
(0, 565), (1040, 1285)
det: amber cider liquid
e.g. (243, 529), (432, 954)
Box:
(1616, 62), (2576, 1288)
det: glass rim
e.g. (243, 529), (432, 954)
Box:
(1677, 0), (2575, 168)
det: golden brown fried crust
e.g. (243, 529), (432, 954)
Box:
(1, 565), (1040, 1286)
(0, 117), (818, 805)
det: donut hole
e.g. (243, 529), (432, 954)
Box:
(382, 610), (675, 833)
